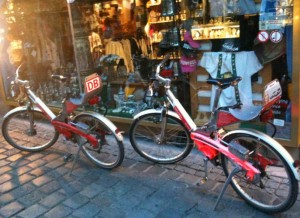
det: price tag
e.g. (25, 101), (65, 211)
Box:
(263, 79), (282, 110)
(273, 119), (285, 127)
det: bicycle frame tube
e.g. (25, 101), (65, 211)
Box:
(159, 106), (168, 142)
(27, 89), (56, 120)
(27, 87), (99, 148)
(164, 82), (260, 180)
(166, 89), (197, 131)
(52, 121), (98, 147)
(190, 131), (260, 181)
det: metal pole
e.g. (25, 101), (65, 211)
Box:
(66, 1), (83, 94)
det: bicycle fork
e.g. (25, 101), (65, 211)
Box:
(26, 104), (37, 136)
(157, 106), (168, 144)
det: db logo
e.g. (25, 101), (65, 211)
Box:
(85, 74), (101, 93)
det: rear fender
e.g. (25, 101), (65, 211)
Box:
(223, 129), (299, 180)
(73, 111), (123, 142)
(133, 108), (180, 120)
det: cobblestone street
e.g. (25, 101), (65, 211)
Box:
(0, 103), (299, 217)
(0, 136), (299, 217)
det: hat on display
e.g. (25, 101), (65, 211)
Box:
(184, 31), (201, 49)
(180, 55), (197, 73)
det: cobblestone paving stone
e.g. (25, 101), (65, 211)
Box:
(0, 113), (299, 217)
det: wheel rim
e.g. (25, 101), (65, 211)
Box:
(74, 116), (122, 168)
(82, 134), (122, 167)
(4, 111), (57, 150)
(131, 114), (191, 163)
(223, 136), (294, 211)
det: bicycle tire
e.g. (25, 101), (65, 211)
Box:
(73, 114), (124, 169)
(2, 108), (59, 152)
(221, 132), (298, 213)
(129, 112), (193, 164)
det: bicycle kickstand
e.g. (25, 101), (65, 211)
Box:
(200, 157), (209, 184)
(213, 166), (242, 211)
(69, 140), (88, 176)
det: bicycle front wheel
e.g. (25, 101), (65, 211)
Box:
(73, 114), (124, 169)
(221, 132), (298, 213)
(129, 112), (193, 164)
(2, 108), (59, 152)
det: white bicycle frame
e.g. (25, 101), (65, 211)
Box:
(150, 55), (298, 181)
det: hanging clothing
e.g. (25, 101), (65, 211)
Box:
(89, 31), (102, 53)
(121, 39), (134, 72)
(105, 41), (129, 72)
(138, 38), (149, 56)
(199, 51), (263, 109)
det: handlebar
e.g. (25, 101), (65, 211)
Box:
(14, 63), (29, 86)
(155, 53), (171, 84)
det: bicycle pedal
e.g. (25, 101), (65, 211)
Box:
(228, 141), (249, 160)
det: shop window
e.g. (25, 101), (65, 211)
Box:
(0, 0), (76, 107)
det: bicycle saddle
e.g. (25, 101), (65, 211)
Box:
(206, 76), (242, 89)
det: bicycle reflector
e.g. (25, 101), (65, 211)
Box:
(260, 109), (274, 122)
(293, 160), (300, 168)
(88, 96), (100, 105)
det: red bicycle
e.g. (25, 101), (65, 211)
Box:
(129, 54), (299, 213)
(2, 65), (124, 171)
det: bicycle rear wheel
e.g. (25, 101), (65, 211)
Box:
(129, 112), (193, 164)
(221, 132), (298, 213)
(2, 108), (59, 152)
(73, 114), (124, 169)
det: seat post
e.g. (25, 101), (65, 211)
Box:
(211, 87), (222, 114)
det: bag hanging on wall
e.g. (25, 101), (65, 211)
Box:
(161, 0), (178, 16)
(159, 27), (180, 49)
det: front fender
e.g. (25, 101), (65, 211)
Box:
(133, 108), (180, 120)
(73, 111), (123, 142)
(223, 129), (299, 180)
(3, 106), (42, 120)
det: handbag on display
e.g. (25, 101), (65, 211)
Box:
(161, 0), (178, 16)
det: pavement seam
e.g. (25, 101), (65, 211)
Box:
(142, 165), (153, 173)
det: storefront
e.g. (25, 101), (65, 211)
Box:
(0, 0), (299, 158)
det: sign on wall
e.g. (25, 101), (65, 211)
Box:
(259, 0), (293, 30)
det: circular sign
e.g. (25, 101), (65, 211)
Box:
(257, 31), (269, 43)
(270, 30), (283, 43)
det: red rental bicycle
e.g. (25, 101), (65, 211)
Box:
(129, 54), (299, 213)
(2, 64), (124, 171)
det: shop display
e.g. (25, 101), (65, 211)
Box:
(191, 22), (240, 40)
(199, 51), (263, 109)
(259, 0), (293, 30)
(0, 0), (298, 144)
